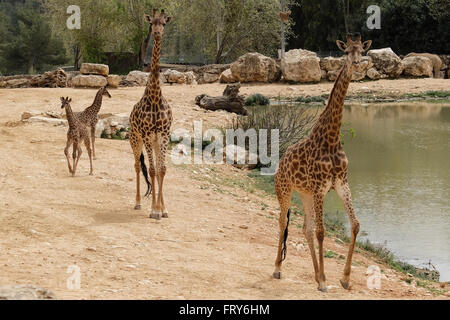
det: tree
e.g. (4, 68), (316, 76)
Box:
(0, 0), (67, 75)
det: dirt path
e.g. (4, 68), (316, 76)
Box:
(0, 80), (448, 299)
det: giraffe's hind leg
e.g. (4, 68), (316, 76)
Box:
(64, 137), (73, 175)
(158, 134), (170, 218)
(300, 193), (321, 289)
(273, 177), (293, 279)
(90, 125), (96, 160)
(72, 141), (81, 177)
(130, 131), (143, 210)
(143, 136), (159, 219)
(84, 135), (93, 175)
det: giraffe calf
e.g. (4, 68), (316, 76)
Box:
(60, 97), (93, 177)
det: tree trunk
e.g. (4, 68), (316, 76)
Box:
(140, 25), (152, 71)
(195, 84), (247, 115)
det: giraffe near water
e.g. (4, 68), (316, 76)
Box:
(75, 85), (111, 160)
(129, 9), (173, 220)
(272, 34), (372, 292)
(60, 97), (93, 177)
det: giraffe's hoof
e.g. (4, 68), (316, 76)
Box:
(162, 212), (169, 218)
(318, 284), (328, 293)
(134, 205), (141, 210)
(149, 212), (162, 220)
(89, 172), (93, 176)
(273, 272), (282, 279)
(340, 279), (351, 290)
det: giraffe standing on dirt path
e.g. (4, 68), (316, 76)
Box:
(60, 97), (93, 177)
(76, 85), (111, 160)
(129, 9), (173, 220)
(272, 34), (372, 292)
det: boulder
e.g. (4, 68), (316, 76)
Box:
(27, 116), (68, 126)
(125, 71), (149, 86)
(164, 69), (186, 84)
(402, 56), (433, 77)
(71, 75), (108, 88)
(219, 69), (237, 83)
(80, 63), (109, 76)
(367, 48), (404, 78)
(367, 67), (382, 80)
(5, 78), (31, 88)
(327, 70), (340, 82)
(407, 53), (442, 78)
(0, 285), (56, 300)
(107, 75), (121, 88)
(231, 52), (281, 83)
(31, 68), (67, 88)
(281, 49), (321, 83)
(192, 64), (230, 84)
(202, 72), (219, 83)
(224, 144), (258, 170)
(184, 71), (197, 85)
(320, 69), (327, 80)
(320, 56), (345, 72)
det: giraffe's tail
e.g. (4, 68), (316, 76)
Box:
(140, 152), (152, 197)
(281, 209), (291, 262)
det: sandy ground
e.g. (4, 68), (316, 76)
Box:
(0, 79), (449, 299)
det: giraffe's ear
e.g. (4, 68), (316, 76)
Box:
(68, 98), (72, 103)
(145, 14), (152, 24)
(60, 97), (65, 102)
(165, 16), (172, 24)
(336, 40), (347, 52)
(362, 40), (372, 52)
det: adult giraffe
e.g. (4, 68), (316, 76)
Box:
(272, 34), (372, 292)
(129, 9), (173, 220)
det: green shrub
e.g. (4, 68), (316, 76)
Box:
(245, 93), (270, 106)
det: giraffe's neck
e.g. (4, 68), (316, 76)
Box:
(91, 89), (104, 113)
(311, 60), (353, 147)
(144, 35), (162, 103)
(64, 105), (77, 129)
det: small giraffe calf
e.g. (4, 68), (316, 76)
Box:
(75, 85), (111, 159)
(60, 97), (93, 177)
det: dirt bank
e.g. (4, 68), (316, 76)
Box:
(0, 79), (448, 299)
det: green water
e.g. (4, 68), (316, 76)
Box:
(324, 103), (450, 281)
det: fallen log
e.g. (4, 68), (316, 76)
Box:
(195, 83), (247, 115)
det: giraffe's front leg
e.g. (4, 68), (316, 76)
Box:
(64, 138), (73, 175)
(314, 193), (327, 292)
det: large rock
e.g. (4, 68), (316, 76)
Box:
(125, 71), (149, 86)
(192, 64), (230, 84)
(367, 67), (382, 80)
(281, 49), (321, 83)
(402, 56), (433, 77)
(0, 285), (56, 300)
(367, 48), (404, 78)
(163, 69), (186, 84)
(80, 63), (109, 76)
(107, 75), (121, 88)
(71, 75), (108, 88)
(27, 116), (67, 126)
(220, 69), (237, 83)
(231, 53), (281, 83)
(320, 56), (345, 72)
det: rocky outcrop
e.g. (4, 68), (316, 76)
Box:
(402, 56), (433, 77)
(405, 53), (442, 78)
(80, 63), (109, 76)
(30, 68), (67, 88)
(231, 53), (281, 83)
(192, 64), (230, 84)
(281, 49), (321, 83)
(71, 74), (108, 88)
(107, 75), (122, 88)
(162, 69), (197, 85)
(367, 48), (404, 78)
(125, 71), (149, 86)
(219, 69), (237, 83)
(320, 56), (345, 72)
(367, 67), (382, 80)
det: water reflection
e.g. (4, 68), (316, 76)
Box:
(324, 103), (450, 281)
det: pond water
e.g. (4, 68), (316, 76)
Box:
(323, 102), (450, 281)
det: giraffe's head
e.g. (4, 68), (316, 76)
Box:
(145, 9), (172, 40)
(60, 97), (72, 109)
(101, 85), (112, 98)
(336, 33), (372, 67)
